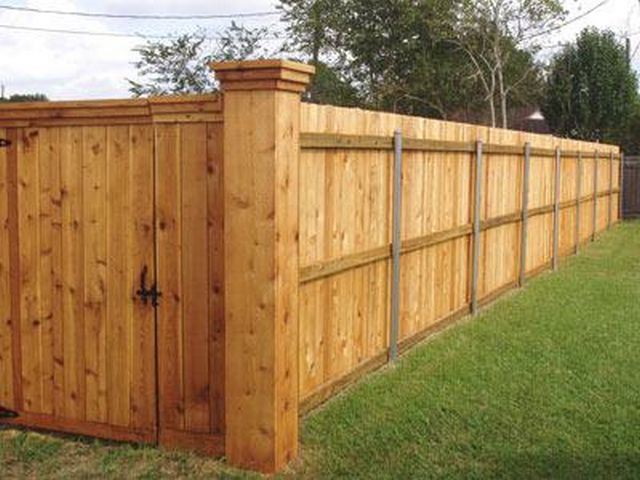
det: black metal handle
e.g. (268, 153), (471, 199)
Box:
(136, 265), (162, 307)
(0, 139), (11, 148)
(136, 265), (150, 305)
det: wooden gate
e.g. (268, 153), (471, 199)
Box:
(0, 97), (224, 454)
(623, 157), (640, 218)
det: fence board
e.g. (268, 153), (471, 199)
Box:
(298, 103), (620, 406)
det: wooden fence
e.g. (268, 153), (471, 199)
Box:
(0, 60), (622, 474)
(623, 156), (640, 217)
(0, 96), (225, 454)
(297, 105), (621, 412)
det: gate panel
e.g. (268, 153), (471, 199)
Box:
(0, 127), (14, 410)
(155, 121), (224, 452)
(3, 125), (156, 439)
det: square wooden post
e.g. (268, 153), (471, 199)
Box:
(211, 60), (315, 473)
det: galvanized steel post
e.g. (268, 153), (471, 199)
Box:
(471, 140), (483, 314)
(519, 143), (531, 286)
(576, 152), (582, 254)
(608, 152), (614, 229)
(389, 129), (403, 362)
(552, 147), (561, 271)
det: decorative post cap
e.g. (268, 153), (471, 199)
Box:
(210, 59), (316, 93)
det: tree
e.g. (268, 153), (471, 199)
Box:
(542, 28), (638, 145)
(128, 22), (273, 97)
(0, 93), (48, 102)
(279, 0), (549, 124)
(450, 0), (565, 127)
(280, 0), (484, 117)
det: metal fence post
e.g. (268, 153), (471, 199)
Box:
(389, 129), (403, 362)
(608, 152), (614, 229)
(552, 147), (561, 271)
(519, 143), (531, 286)
(471, 140), (483, 314)
(576, 152), (582, 254)
(593, 151), (599, 240)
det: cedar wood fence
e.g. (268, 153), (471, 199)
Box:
(0, 60), (622, 474)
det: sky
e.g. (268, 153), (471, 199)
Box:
(0, 0), (638, 100)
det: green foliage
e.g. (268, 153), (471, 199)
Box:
(280, 0), (482, 116)
(307, 62), (360, 107)
(0, 93), (48, 103)
(543, 28), (638, 145)
(128, 22), (272, 97)
(279, 0), (552, 123)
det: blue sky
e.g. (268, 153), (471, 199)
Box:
(0, 0), (637, 100)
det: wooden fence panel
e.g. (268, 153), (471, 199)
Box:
(1, 124), (156, 439)
(0, 95), (224, 452)
(155, 121), (225, 450)
(299, 103), (620, 411)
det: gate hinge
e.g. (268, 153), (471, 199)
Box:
(0, 406), (19, 419)
(0, 139), (11, 148)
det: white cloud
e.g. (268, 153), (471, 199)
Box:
(0, 0), (638, 100)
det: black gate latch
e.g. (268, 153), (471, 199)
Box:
(0, 406), (19, 419)
(0, 139), (11, 148)
(136, 265), (162, 308)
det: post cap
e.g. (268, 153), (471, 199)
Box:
(210, 59), (316, 93)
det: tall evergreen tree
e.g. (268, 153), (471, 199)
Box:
(543, 28), (638, 144)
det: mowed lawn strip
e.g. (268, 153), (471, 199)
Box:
(0, 223), (639, 479)
(300, 222), (640, 479)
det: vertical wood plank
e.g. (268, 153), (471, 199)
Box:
(82, 126), (108, 423)
(7, 128), (22, 411)
(60, 127), (85, 420)
(156, 123), (185, 431)
(18, 128), (42, 414)
(106, 125), (131, 427)
(0, 127), (14, 409)
(128, 124), (156, 432)
(207, 122), (225, 434)
(180, 123), (210, 432)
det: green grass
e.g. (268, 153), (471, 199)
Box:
(301, 222), (640, 479)
(2, 223), (640, 479)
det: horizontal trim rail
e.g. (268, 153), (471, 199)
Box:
(300, 133), (621, 159)
(299, 189), (620, 284)
(0, 94), (223, 128)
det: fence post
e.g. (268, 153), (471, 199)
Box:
(389, 130), (403, 362)
(593, 151), (599, 240)
(620, 153), (625, 220)
(519, 143), (531, 286)
(552, 147), (561, 271)
(471, 140), (483, 314)
(608, 152), (614, 229)
(211, 60), (315, 474)
(576, 152), (582, 254)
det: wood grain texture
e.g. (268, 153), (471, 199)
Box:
(298, 103), (620, 404)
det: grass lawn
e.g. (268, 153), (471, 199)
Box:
(2, 222), (640, 479)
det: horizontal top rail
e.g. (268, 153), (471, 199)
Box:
(0, 94), (223, 127)
(300, 132), (621, 159)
